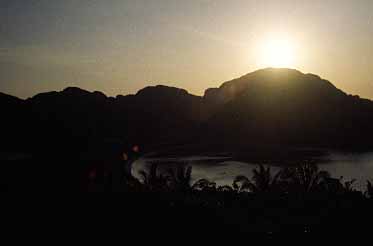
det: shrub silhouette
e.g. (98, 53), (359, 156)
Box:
(192, 179), (217, 192)
(217, 185), (234, 192)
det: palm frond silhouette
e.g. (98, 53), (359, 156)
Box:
(139, 163), (169, 191)
(233, 164), (282, 193)
(167, 165), (193, 192)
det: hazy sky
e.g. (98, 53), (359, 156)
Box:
(1, 0), (373, 99)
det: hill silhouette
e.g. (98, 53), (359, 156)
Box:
(1, 68), (373, 158)
(202, 68), (373, 148)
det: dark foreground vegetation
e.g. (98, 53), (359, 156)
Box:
(3, 148), (372, 238)
(87, 161), (373, 234)
(3, 68), (373, 238)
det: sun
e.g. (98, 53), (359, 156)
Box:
(259, 37), (296, 68)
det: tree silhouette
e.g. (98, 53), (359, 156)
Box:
(192, 179), (217, 192)
(139, 163), (169, 191)
(233, 165), (282, 193)
(167, 165), (193, 192)
(366, 180), (373, 198)
(217, 185), (234, 192)
(280, 163), (331, 193)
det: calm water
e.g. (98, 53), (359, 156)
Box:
(133, 151), (373, 191)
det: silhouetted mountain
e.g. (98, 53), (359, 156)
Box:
(204, 68), (344, 105)
(202, 68), (373, 148)
(1, 85), (204, 158)
(1, 68), (373, 158)
(0, 92), (26, 151)
(110, 85), (204, 148)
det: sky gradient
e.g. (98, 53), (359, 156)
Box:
(1, 0), (373, 99)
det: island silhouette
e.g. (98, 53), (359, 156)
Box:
(1, 67), (373, 159)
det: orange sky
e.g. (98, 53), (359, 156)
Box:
(1, 0), (372, 99)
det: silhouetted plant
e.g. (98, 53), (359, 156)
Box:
(319, 176), (342, 194)
(167, 165), (193, 192)
(192, 179), (217, 192)
(139, 163), (169, 191)
(122, 172), (143, 192)
(281, 163), (331, 193)
(365, 180), (373, 198)
(233, 165), (282, 193)
(217, 185), (234, 192)
(343, 179), (357, 193)
(321, 176), (358, 195)
(232, 175), (254, 193)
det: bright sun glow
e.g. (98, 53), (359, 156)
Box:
(259, 38), (296, 68)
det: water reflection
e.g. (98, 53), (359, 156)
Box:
(133, 152), (373, 191)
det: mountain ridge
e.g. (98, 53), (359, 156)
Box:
(2, 68), (368, 103)
(1, 68), (373, 155)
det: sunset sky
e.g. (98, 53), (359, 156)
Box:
(1, 0), (372, 99)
